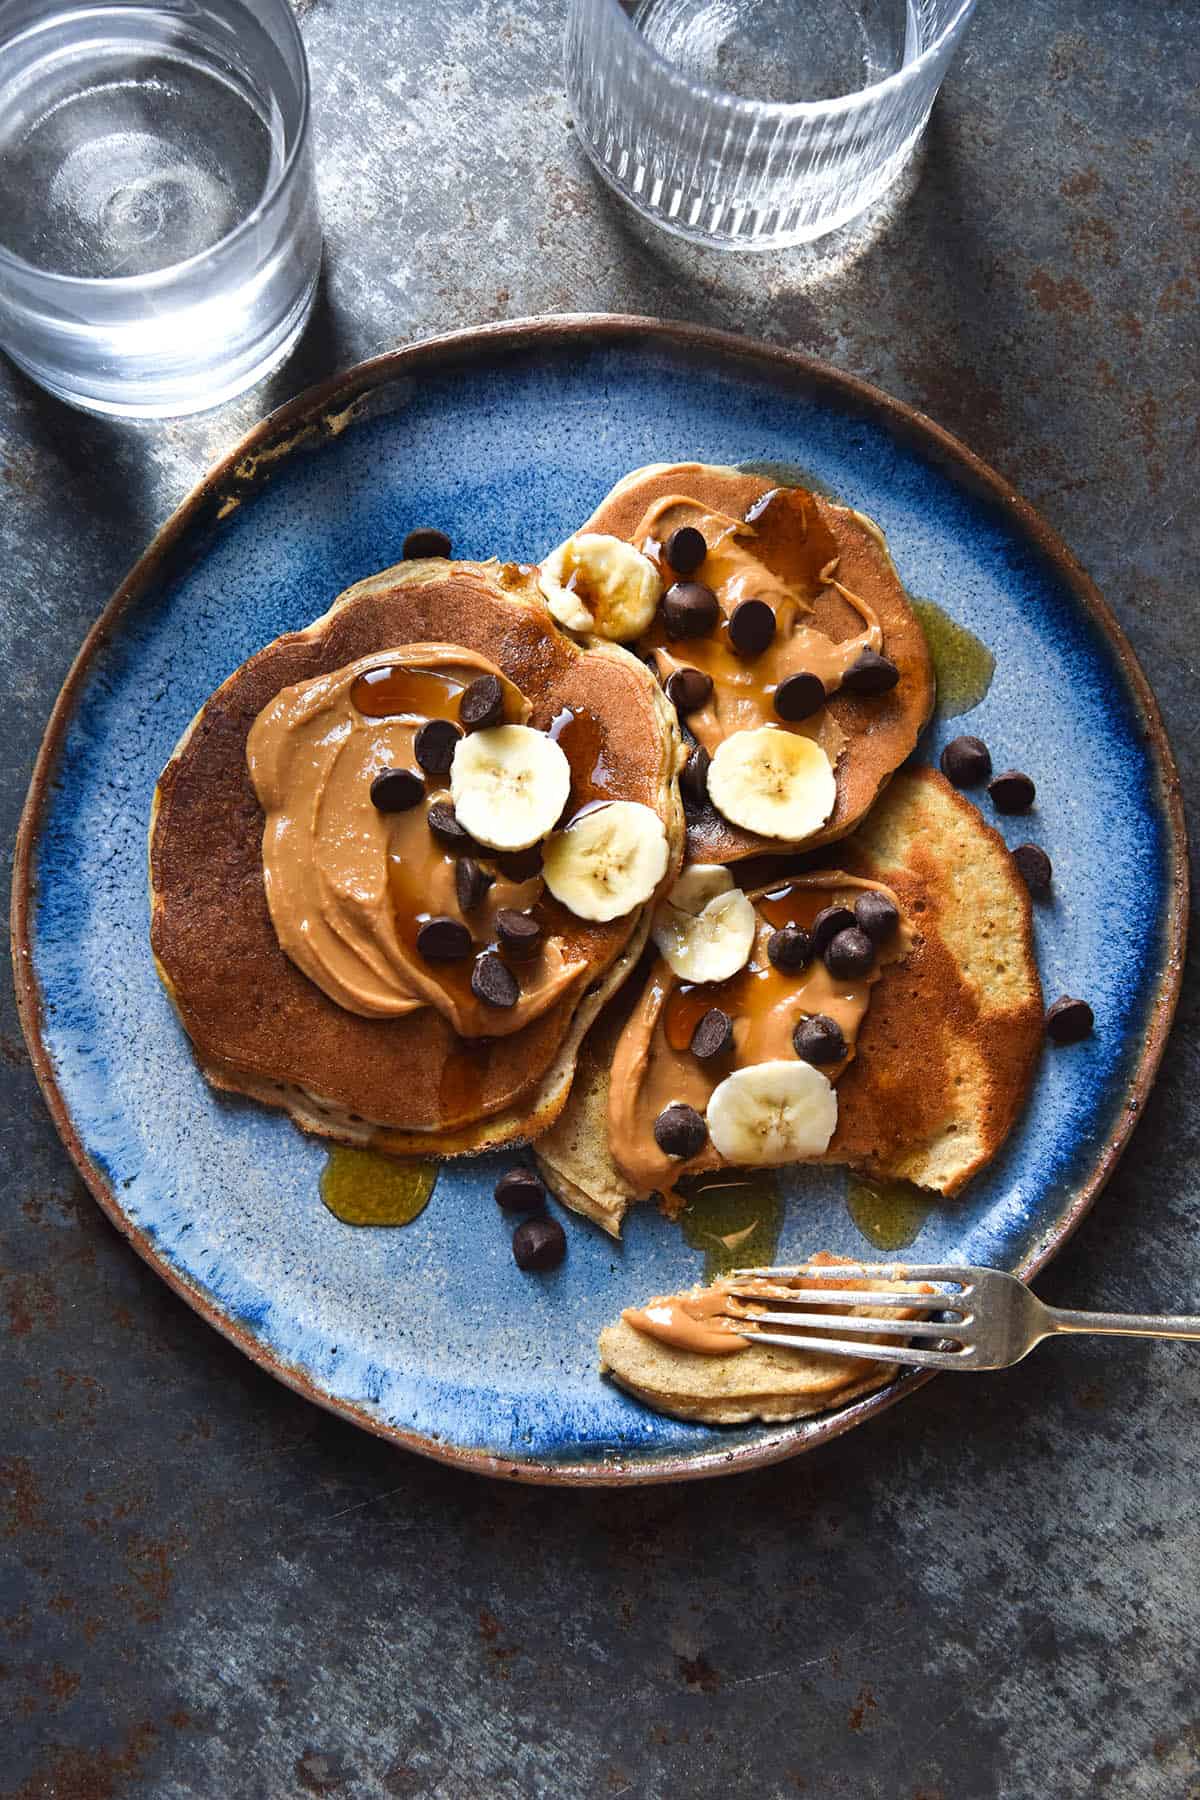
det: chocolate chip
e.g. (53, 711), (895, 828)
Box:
(854, 890), (899, 944)
(1013, 843), (1052, 895)
(495, 909), (542, 958)
(662, 581), (720, 639)
(793, 1014), (847, 1065)
(370, 766), (424, 812)
(1045, 995), (1094, 1043)
(459, 673), (505, 731)
(690, 1007), (733, 1060)
(403, 527), (452, 559)
(665, 667), (713, 715)
(414, 717), (462, 777)
(680, 744), (711, 811)
(427, 800), (476, 851)
(512, 1214), (566, 1271)
(454, 857), (493, 912)
(940, 734), (992, 787)
(653, 1102), (708, 1159)
(493, 845), (543, 882)
(494, 1167), (546, 1212)
(471, 950), (518, 1008)
(989, 769), (1036, 813)
(842, 649), (900, 694)
(774, 672), (826, 721)
(811, 904), (855, 956)
(728, 598), (776, 657)
(416, 915), (472, 961)
(824, 926), (875, 978)
(767, 924), (813, 970)
(664, 525), (707, 576)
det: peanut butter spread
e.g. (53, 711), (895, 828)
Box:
(246, 644), (587, 1038)
(623, 1262), (921, 1356)
(609, 874), (911, 1196)
(634, 487), (882, 759)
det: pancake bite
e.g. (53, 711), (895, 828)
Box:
(149, 558), (683, 1155)
(538, 462), (936, 864)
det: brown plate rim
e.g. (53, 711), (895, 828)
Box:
(10, 313), (1189, 1485)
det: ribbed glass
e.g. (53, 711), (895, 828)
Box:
(565, 0), (977, 249)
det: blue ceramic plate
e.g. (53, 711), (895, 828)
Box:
(13, 319), (1186, 1484)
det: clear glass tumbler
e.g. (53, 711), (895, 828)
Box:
(0, 0), (320, 416)
(565, 0), (977, 249)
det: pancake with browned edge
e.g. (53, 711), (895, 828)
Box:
(150, 559), (683, 1154)
(537, 766), (1042, 1233)
(578, 462), (935, 864)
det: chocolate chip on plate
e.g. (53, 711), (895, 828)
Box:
(495, 909), (542, 958)
(494, 1166), (546, 1212)
(454, 857), (493, 913)
(989, 769), (1036, 813)
(416, 915), (472, 961)
(653, 1102), (708, 1159)
(662, 581), (720, 639)
(459, 673), (505, 730)
(680, 744), (711, 811)
(414, 717), (462, 777)
(728, 598), (776, 657)
(824, 926), (876, 979)
(369, 766), (424, 812)
(427, 799), (476, 851)
(512, 1214), (567, 1271)
(690, 1007), (733, 1060)
(793, 1014), (847, 1065)
(767, 924), (813, 970)
(493, 845), (543, 882)
(665, 667), (714, 716)
(774, 671), (826, 722)
(1045, 995), (1094, 1043)
(842, 649), (900, 694)
(811, 904), (855, 956)
(664, 525), (707, 576)
(854, 890), (899, 944)
(403, 527), (452, 560)
(940, 734), (992, 787)
(1012, 842), (1052, 895)
(471, 950), (519, 1008)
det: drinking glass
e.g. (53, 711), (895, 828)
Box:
(565, 0), (977, 249)
(0, 0), (321, 417)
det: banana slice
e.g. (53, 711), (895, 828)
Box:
(706, 726), (836, 841)
(450, 725), (571, 851)
(651, 863), (756, 983)
(538, 533), (662, 642)
(543, 801), (670, 922)
(706, 1061), (838, 1165)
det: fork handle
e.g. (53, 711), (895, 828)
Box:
(1044, 1306), (1200, 1342)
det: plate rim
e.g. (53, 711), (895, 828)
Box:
(10, 312), (1189, 1486)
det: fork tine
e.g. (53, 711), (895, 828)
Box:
(723, 1284), (966, 1312)
(724, 1308), (969, 1340)
(731, 1262), (976, 1285)
(736, 1328), (972, 1369)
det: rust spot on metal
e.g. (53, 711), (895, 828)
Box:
(1, 1457), (48, 1538)
(296, 1749), (356, 1793)
(8, 1720), (159, 1800)
(3, 1271), (60, 1337)
(1028, 271), (1094, 316)
(677, 1652), (720, 1692)
(1070, 216), (1118, 268)
(1157, 274), (1195, 314)
(0, 1031), (28, 1066)
(848, 1684), (878, 1730)
(1060, 167), (1100, 199)
(477, 1607), (501, 1642)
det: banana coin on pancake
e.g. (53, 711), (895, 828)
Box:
(149, 559), (683, 1155)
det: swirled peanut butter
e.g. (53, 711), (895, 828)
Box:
(608, 874), (910, 1197)
(623, 1261), (918, 1356)
(246, 645), (587, 1038)
(635, 487), (883, 761)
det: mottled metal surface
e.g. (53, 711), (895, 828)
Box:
(1, 1), (1197, 1794)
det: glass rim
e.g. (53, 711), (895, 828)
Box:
(591, 0), (977, 120)
(0, 0), (312, 291)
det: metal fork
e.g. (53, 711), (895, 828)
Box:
(723, 1264), (1200, 1371)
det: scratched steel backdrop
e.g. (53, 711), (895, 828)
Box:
(2, 2), (1198, 1796)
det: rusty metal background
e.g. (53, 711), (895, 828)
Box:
(2, 2), (1198, 1794)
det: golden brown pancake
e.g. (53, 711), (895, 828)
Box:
(579, 462), (936, 864)
(537, 766), (1043, 1232)
(598, 1257), (934, 1425)
(149, 559), (684, 1153)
